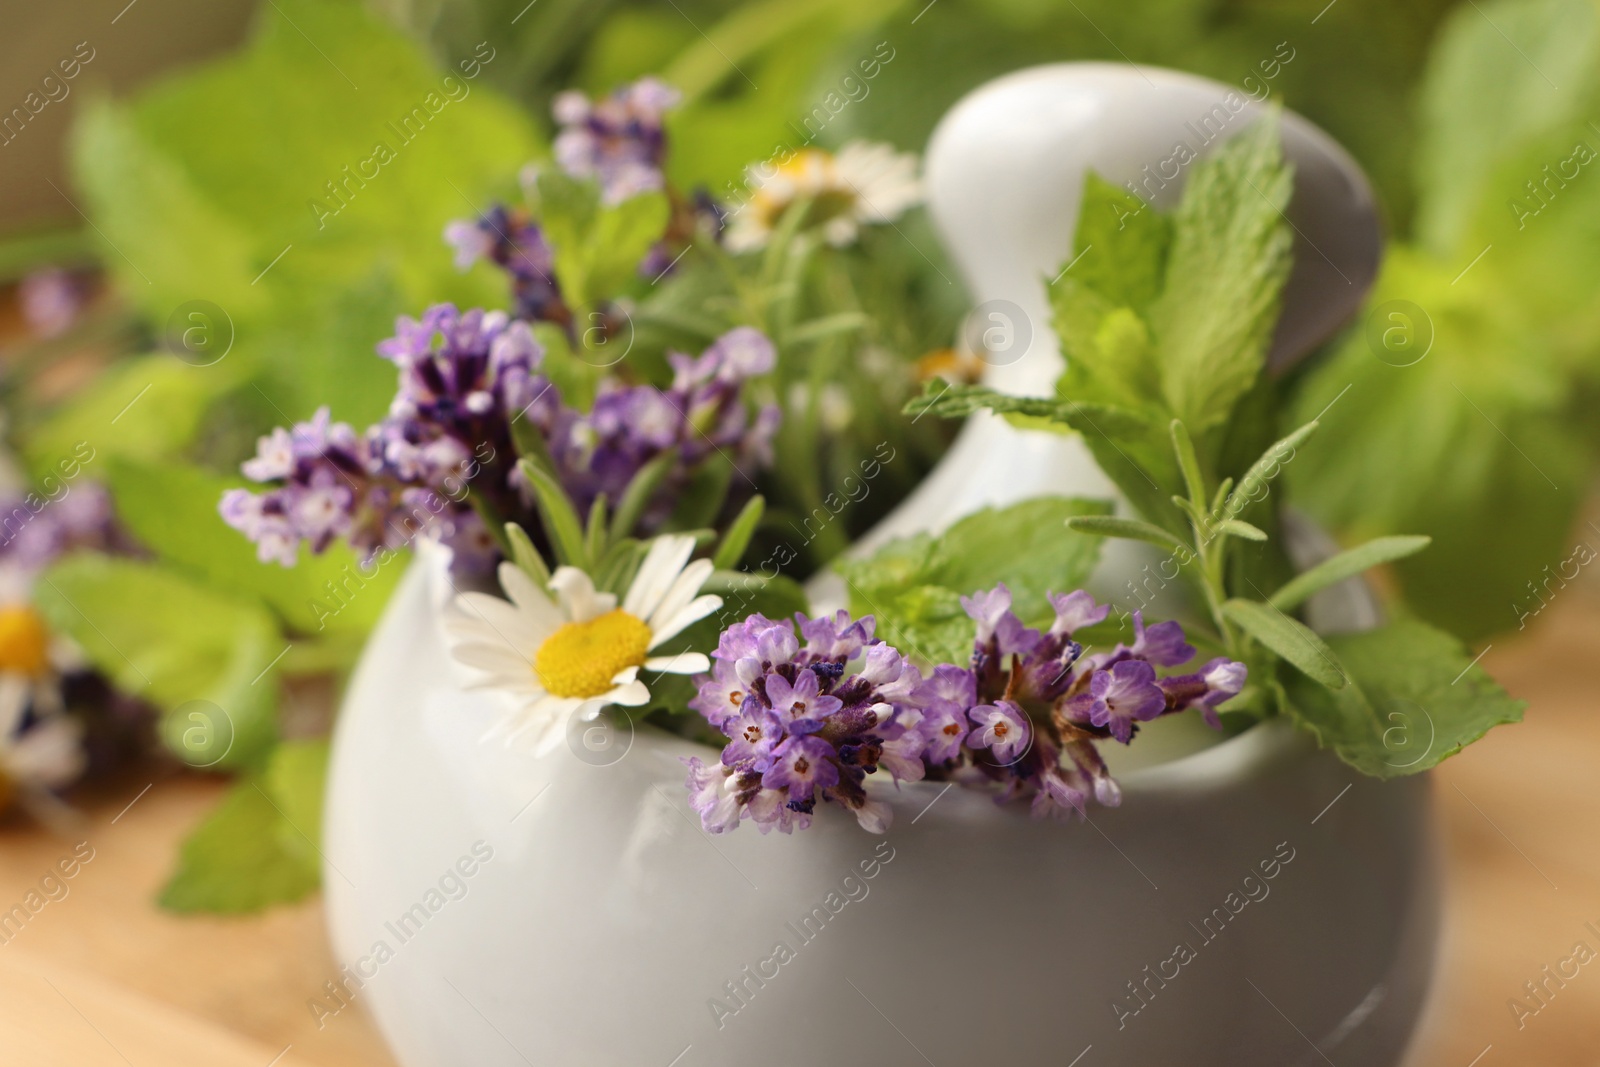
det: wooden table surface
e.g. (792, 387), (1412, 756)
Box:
(2, 591), (1599, 1066)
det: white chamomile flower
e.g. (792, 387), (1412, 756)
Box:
(725, 141), (921, 253)
(0, 603), (84, 815)
(444, 534), (723, 753)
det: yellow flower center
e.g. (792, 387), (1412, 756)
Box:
(534, 609), (652, 699)
(0, 605), (50, 678)
(752, 150), (858, 229)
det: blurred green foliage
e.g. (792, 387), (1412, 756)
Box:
(1286, 0), (1600, 639)
(389, 0), (1461, 228)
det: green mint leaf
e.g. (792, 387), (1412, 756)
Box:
(263, 739), (331, 869)
(1222, 598), (1348, 689)
(1150, 117), (1294, 435)
(105, 456), (398, 636)
(1269, 535), (1432, 612)
(837, 498), (1112, 665)
(35, 553), (281, 769)
(159, 741), (328, 914)
(1285, 249), (1587, 640)
(536, 169), (670, 310)
(70, 0), (540, 426)
(1061, 173), (1172, 313)
(1415, 0), (1600, 255)
(1281, 620), (1524, 777)
(936, 498), (1112, 615)
(24, 356), (233, 477)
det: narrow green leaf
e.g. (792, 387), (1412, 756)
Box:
(504, 522), (551, 587)
(595, 538), (648, 596)
(1170, 418), (1207, 511)
(510, 408), (558, 472)
(1223, 598), (1348, 689)
(1065, 515), (1188, 553)
(1222, 419), (1319, 520)
(1210, 477), (1234, 516)
(712, 495), (765, 570)
(609, 447), (678, 542)
(585, 494), (610, 567)
(519, 458), (588, 569)
(1269, 536), (1433, 611)
(785, 312), (870, 346)
(1218, 519), (1268, 542)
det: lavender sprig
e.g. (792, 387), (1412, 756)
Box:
(685, 584), (1246, 833)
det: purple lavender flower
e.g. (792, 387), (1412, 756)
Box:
(689, 582), (1247, 832)
(224, 308), (778, 576)
(684, 610), (929, 835)
(1069, 659), (1166, 744)
(550, 327), (779, 523)
(552, 78), (679, 205)
(443, 206), (570, 327)
(966, 701), (1032, 764)
(18, 269), (84, 339)
(220, 407), (454, 567)
(1157, 657), (1248, 728)
(0, 481), (126, 574)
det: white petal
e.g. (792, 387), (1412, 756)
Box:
(446, 593), (550, 651)
(451, 641), (533, 676)
(4, 718), (84, 788)
(497, 562), (564, 629)
(648, 595), (724, 647)
(610, 665), (640, 685)
(0, 674), (31, 739)
(623, 535), (696, 619)
(646, 558), (715, 635)
(607, 680), (651, 707)
(549, 567), (616, 622)
(645, 651), (710, 675)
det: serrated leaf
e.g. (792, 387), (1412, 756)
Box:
(1058, 173), (1172, 313)
(1281, 620), (1524, 777)
(837, 497), (1111, 667)
(1269, 535), (1432, 611)
(1150, 118), (1294, 434)
(264, 739), (330, 868)
(1223, 598), (1347, 689)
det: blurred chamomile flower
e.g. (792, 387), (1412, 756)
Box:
(725, 141), (920, 253)
(0, 602), (85, 816)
